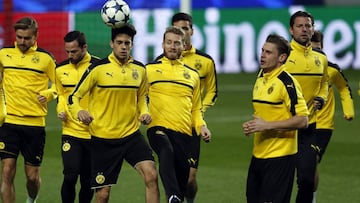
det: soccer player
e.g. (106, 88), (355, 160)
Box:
(284, 11), (329, 203)
(68, 24), (159, 203)
(310, 30), (354, 203)
(243, 33), (309, 203)
(156, 13), (218, 203)
(146, 26), (211, 203)
(56, 31), (100, 203)
(0, 17), (57, 203)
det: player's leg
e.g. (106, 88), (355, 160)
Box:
(246, 157), (260, 203)
(0, 123), (20, 203)
(313, 129), (332, 203)
(60, 135), (83, 203)
(23, 125), (46, 202)
(0, 158), (17, 202)
(95, 186), (111, 203)
(296, 123), (317, 203)
(78, 139), (93, 203)
(127, 131), (159, 203)
(185, 132), (200, 203)
(147, 127), (181, 200)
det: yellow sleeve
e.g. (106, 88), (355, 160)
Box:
(202, 61), (218, 112)
(192, 74), (206, 134)
(317, 58), (329, 102)
(137, 69), (149, 115)
(332, 68), (354, 119)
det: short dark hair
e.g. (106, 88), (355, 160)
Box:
(289, 10), (314, 27)
(14, 17), (38, 35)
(171, 12), (193, 28)
(311, 30), (323, 48)
(266, 34), (290, 59)
(64, 31), (87, 47)
(111, 24), (137, 41)
(163, 26), (185, 42)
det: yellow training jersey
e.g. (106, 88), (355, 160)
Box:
(182, 47), (217, 112)
(252, 67), (309, 159)
(146, 57), (206, 136)
(316, 62), (354, 129)
(284, 39), (328, 124)
(56, 52), (100, 139)
(68, 53), (148, 139)
(155, 47), (218, 113)
(0, 42), (56, 126)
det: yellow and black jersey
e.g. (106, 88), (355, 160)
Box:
(146, 57), (206, 136)
(56, 52), (100, 139)
(252, 66), (309, 159)
(155, 47), (218, 112)
(0, 42), (56, 126)
(316, 62), (354, 129)
(68, 53), (148, 139)
(284, 39), (328, 124)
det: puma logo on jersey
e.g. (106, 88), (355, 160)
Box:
(106, 72), (113, 77)
(63, 72), (69, 76)
(288, 59), (296, 64)
(286, 84), (294, 88)
(156, 69), (162, 74)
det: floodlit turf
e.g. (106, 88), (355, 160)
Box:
(12, 69), (360, 202)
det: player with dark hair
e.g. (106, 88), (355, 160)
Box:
(284, 11), (329, 203)
(310, 30), (354, 203)
(243, 34), (309, 203)
(56, 30), (100, 203)
(146, 26), (211, 203)
(0, 16), (57, 203)
(68, 24), (159, 203)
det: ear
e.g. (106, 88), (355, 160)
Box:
(279, 53), (288, 64)
(109, 40), (113, 49)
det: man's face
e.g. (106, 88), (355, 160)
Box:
(290, 16), (314, 46)
(172, 20), (193, 49)
(260, 42), (280, 73)
(15, 29), (36, 53)
(110, 33), (132, 63)
(162, 32), (184, 60)
(65, 40), (86, 64)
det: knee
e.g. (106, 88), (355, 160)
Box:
(144, 168), (158, 188)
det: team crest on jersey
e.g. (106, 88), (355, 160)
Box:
(96, 173), (105, 184)
(32, 54), (40, 64)
(314, 56), (321, 67)
(194, 59), (202, 70)
(183, 71), (190, 79)
(267, 85), (274, 94)
(62, 142), (71, 152)
(0, 142), (5, 149)
(132, 69), (139, 80)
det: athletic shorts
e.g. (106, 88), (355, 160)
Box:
(62, 135), (91, 175)
(246, 154), (296, 203)
(189, 128), (200, 168)
(315, 129), (332, 163)
(90, 130), (154, 189)
(0, 123), (45, 166)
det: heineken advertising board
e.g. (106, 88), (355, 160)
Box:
(75, 6), (360, 73)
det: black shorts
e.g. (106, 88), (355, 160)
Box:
(62, 135), (92, 175)
(0, 123), (45, 166)
(315, 129), (332, 163)
(246, 154), (296, 203)
(90, 130), (154, 189)
(189, 128), (200, 169)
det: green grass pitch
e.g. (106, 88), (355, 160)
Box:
(12, 69), (360, 202)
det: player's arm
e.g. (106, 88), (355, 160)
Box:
(202, 61), (218, 112)
(314, 59), (329, 109)
(137, 69), (151, 125)
(39, 59), (58, 102)
(332, 67), (355, 120)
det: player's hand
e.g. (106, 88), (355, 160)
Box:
(314, 96), (325, 110)
(58, 112), (67, 121)
(37, 93), (47, 104)
(77, 110), (93, 125)
(200, 125), (211, 143)
(139, 114), (152, 125)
